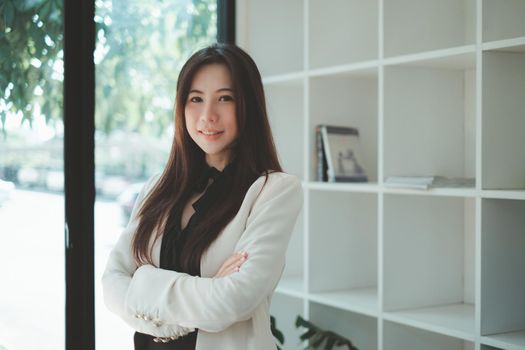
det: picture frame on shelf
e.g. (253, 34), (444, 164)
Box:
(317, 124), (368, 183)
(315, 125), (329, 182)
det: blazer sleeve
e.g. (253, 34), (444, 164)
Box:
(124, 173), (303, 333)
(102, 174), (194, 338)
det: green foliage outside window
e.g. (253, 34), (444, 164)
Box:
(1, 0), (216, 181)
(0, 0), (216, 138)
(0, 0), (63, 133)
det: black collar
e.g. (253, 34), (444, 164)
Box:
(192, 165), (222, 193)
(191, 160), (236, 212)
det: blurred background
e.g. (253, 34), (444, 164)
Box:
(0, 0), (217, 349)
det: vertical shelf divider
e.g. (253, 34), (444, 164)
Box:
(378, 0), (385, 349)
(475, 1), (483, 349)
(303, 0), (310, 323)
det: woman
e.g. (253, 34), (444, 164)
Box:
(102, 43), (302, 350)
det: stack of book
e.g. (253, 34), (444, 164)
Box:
(384, 176), (475, 190)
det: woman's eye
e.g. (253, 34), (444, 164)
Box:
(219, 95), (234, 102)
(189, 96), (202, 103)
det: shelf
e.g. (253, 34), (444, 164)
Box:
(482, 189), (525, 200)
(384, 320), (475, 350)
(276, 276), (305, 299)
(308, 61), (378, 78)
(383, 186), (476, 198)
(384, 303), (475, 341)
(383, 45), (476, 70)
(306, 181), (379, 193)
(262, 71), (305, 85)
(481, 330), (525, 350)
(239, 0), (524, 347)
(308, 182), (480, 197)
(483, 36), (525, 53)
(308, 287), (378, 317)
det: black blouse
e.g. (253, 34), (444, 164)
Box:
(133, 162), (236, 350)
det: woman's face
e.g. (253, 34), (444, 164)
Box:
(185, 63), (238, 170)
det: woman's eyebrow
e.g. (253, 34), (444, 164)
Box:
(216, 88), (234, 93)
(189, 88), (234, 94)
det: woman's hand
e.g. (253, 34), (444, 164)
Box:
(214, 251), (248, 278)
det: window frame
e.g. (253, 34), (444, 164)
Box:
(63, 1), (234, 349)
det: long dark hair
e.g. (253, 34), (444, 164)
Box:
(132, 43), (282, 271)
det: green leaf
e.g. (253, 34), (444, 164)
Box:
(311, 332), (327, 348)
(296, 316), (359, 350)
(299, 329), (317, 342)
(295, 315), (310, 328)
(323, 337), (336, 350)
(270, 315), (285, 345)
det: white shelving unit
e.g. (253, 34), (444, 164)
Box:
(237, 0), (525, 349)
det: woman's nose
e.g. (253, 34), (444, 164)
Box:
(200, 101), (217, 122)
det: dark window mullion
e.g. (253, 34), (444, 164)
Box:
(218, 0), (236, 44)
(64, 1), (95, 349)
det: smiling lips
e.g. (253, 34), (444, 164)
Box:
(199, 130), (224, 139)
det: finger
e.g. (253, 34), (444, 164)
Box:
(216, 254), (241, 276)
(218, 257), (245, 276)
(222, 252), (248, 270)
(216, 254), (247, 277)
(215, 252), (248, 277)
(220, 264), (241, 277)
(215, 265), (238, 278)
(227, 256), (247, 274)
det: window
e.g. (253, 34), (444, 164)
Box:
(94, 1), (217, 348)
(0, 1), (65, 349)
(0, 0), (226, 348)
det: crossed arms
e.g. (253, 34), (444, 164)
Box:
(102, 173), (302, 338)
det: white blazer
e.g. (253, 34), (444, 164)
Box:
(102, 171), (303, 349)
